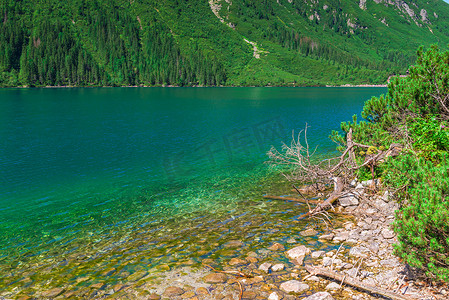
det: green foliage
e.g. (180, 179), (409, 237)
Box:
(2, 0), (449, 87)
(332, 45), (449, 282)
(384, 155), (449, 282)
(409, 116), (449, 161)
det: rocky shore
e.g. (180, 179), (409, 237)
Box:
(32, 181), (448, 300)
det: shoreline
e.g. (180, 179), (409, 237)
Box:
(1, 84), (388, 89)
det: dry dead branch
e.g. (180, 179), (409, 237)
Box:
(267, 126), (402, 218)
(305, 265), (414, 300)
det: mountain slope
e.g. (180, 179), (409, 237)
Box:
(1, 0), (449, 87)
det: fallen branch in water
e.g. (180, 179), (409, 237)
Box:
(267, 126), (402, 218)
(262, 195), (320, 204)
(305, 265), (413, 300)
(202, 263), (253, 278)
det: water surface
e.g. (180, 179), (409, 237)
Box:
(0, 87), (386, 296)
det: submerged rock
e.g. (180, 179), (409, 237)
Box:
(268, 242), (285, 251)
(224, 240), (243, 248)
(258, 262), (272, 273)
(286, 245), (311, 261)
(272, 263), (285, 272)
(41, 288), (64, 298)
(204, 273), (227, 283)
(301, 228), (318, 236)
(163, 286), (184, 297)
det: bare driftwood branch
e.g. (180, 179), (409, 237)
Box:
(267, 125), (402, 217)
(262, 195), (320, 205)
(305, 265), (414, 300)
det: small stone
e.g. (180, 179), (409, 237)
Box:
(258, 262), (272, 273)
(247, 256), (258, 263)
(268, 243), (285, 251)
(333, 231), (349, 242)
(268, 292), (281, 300)
(196, 287), (209, 295)
(286, 245), (311, 260)
(304, 292), (335, 300)
(244, 275), (264, 285)
(148, 293), (161, 300)
(91, 282), (105, 289)
(242, 291), (257, 299)
(224, 240), (243, 248)
(366, 208), (377, 215)
(381, 228), (395, 239)
(164, 286), (184, 297)
(181, 291), (196, 299)
(311, 251), (325, 258)
(305, 275), (320, 281)
(325, 282), (341, 290)
(380, 259), (400, 267)
(247, 251), (258, 257)
(228, 258), (246, 266)
(279, 280), (309, 294)
(322, 257), (332, 267)
(300, 228), (318, 236)
(318, 233), (334, 240)
(339, 193), (359, 207)
(342, 263), (354, 269)
(204, 273), (227, 283)
(349, 246), (368, 257)
(272, 264), (285, 272)
(42, 288), (64, 298)
(286, 238), (297, 244)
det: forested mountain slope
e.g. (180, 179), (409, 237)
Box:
(1, 0), (449, 87)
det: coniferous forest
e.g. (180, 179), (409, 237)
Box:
(1, 0), (449, 87)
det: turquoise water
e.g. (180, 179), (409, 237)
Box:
(0, 87), (386, 296)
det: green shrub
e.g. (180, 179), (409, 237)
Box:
(385, 155), (449, 282)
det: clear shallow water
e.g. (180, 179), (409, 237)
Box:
(0, 87), (385, 296)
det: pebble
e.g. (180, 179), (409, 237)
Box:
(242, 291), (257, 299)
(203, 273), (228, 283)
(301, 228), (318, 236)
(181, 291), (196, 299)
(163, 286), (184, 297)
(41, 288), (64, 298)
(224, 240), (244, 248)
(271, 264), (285, 272)
(318, 233), (334, 240)
(286, 238), (297, 244)
(258, 262), (272, 273)
(268, 292), (281, 300)
(339, 193), (359, 207)
(381, 228), (395, 239)
(268, 243), (285, 251)
(311, 250), (325, 258)
(305, 275), (320, 281)
(279, 280), (309, 293)
(305, 292), (335, 300)
(148, 293), (161, 300)
(325, 282), (341, 290)
(196, 287), (209, 295)
(228, 258), (246, 266)
(285, 245), (311, 260)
